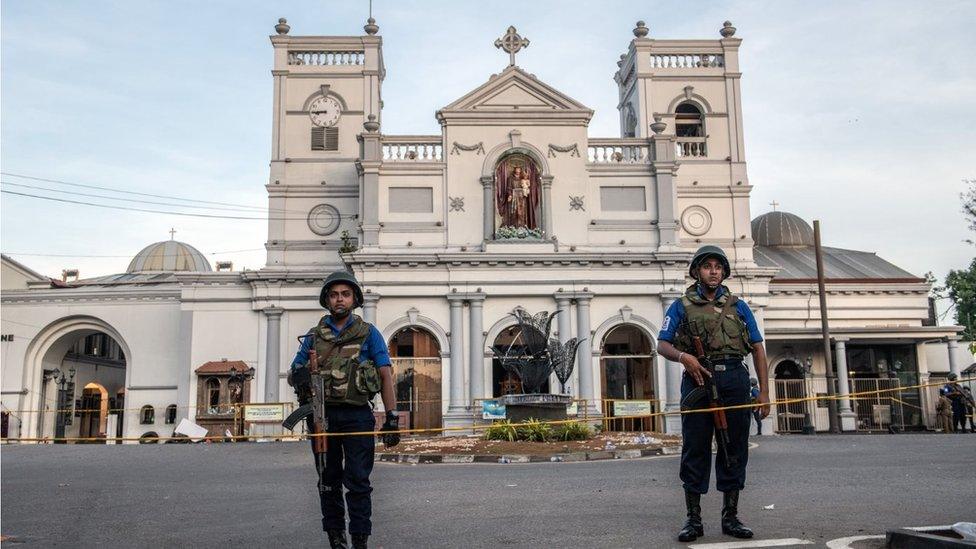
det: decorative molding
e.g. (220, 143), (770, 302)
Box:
(509, 129), (522, 148)
(569, 196), (585, 211)
(547, 143), (580, 158)
(307, 204), (342, 236)
(449, 196), (465, 212)
(450, 141), (485, 155)
(127, 385), (178, 391)
(680, 205), (713, 236)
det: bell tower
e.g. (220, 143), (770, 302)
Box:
(264, 17), (385, 269)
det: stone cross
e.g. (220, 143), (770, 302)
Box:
(495, 26), (529, 66)
(769, 200), (780, 212)
(169, 227), (177, 240)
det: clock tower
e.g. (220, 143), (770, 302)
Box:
(264, 17), (384, 270)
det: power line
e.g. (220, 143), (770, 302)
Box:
(2, 248), (266, 258)
(1, 189), (354, 221)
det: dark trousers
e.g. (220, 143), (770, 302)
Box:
(309, 405), (376, 535)
(680, 362), (751, 494)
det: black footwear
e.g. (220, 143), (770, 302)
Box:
(677, 491), (704, 542)
(721, 490), (754, 538)
(327, 529), (349, 549)
(351, 533), (368, 549)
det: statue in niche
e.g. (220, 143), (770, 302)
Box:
(494, 154), (541, 232)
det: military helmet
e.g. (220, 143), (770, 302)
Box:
(689, 245), (731, 279)
(319, 270), (364, 309)
(947, 372), (958, 381)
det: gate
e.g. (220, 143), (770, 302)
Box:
(849, 378), (905, 432)
(391, 357), (442, 432)
(774, 379), (810, 433)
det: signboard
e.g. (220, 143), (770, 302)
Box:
(613, 400), (652, 417)
(566, 401), (579, 416)
(243, 403), (285, 422)
(482, 400), (506, 420)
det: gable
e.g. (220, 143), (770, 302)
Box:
(480, 82), (552, 108)
(438, 66), (593, 121)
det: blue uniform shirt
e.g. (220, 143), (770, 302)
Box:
(658, 285), (763, 345)
(290, 316), (391, 370)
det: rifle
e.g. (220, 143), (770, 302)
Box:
(691, 335), (736, 467)
(282, 337), (328, 483)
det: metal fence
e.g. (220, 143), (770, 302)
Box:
(601, 399), (663, 433)
(849, 378), (905, 432)
(774, 379), (812, 433)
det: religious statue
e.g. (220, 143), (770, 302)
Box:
(507, 166), (532, 228)
(494, 155), (540, 232)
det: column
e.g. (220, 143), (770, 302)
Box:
(651, 131), (679, 252)
(575, 292), (595, 413)
(834, 338), (856, 431)
(480, 176), (494, 241)
(468, 293), (486, 407)
(661, 294), (683, 434)
(362, 292), (380, 325)
(541, 175), (554, 238)
(947, 337), (961, 377)
(263, 307), (284, 403)
(555, 292), (573, 394)
(359, 121), (382, 246)
(447, 296), (466, 412)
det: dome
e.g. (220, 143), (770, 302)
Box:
(751, 211), (814, 248)
(126, 240), (212, 273)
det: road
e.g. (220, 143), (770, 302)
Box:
(2, 434), (973, 548)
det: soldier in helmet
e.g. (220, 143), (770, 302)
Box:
(288, 271), (399, 549)
(657, 245), (771, 542)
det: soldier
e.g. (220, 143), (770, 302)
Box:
(657, 245), (770, 542)
(288, 271), (400, 549)
(942, 373), (969, 434)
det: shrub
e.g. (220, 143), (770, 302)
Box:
(553, 421), (592, 441)
(484, 420), (518, 441)
(517, 419), (554, 442)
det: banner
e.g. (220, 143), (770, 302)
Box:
(244, 403), (285, 422)
(482, 400), (506, 420)
(612, 400), (651, 417)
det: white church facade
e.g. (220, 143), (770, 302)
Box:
(1, 18), (968, 442)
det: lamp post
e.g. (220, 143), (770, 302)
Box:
(801, 356), (816, 435)
(51, 367), (76, 444)
(228, 365), (255, 439)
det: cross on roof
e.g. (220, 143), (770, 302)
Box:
(169, 228), (177, 240)
(769, 200), (780, 212)
(495, 26), (529, 67)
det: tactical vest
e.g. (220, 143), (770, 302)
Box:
(674, 284), (752, 358)
(308, 314), (381, 407)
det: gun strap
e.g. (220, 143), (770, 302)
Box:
(705, 294), (737, 352)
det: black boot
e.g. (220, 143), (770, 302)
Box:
(721, 490), (754, 538)
(351, 534), (368, 549)
(677, 491), (704, 542)
(326, 529), (349, 549)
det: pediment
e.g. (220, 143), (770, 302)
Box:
(439, 66), (592, 116)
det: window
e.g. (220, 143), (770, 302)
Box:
(207, 378), (221, 414)
(675, 103), (704, 138)
(311, 127), (339, 151)
(140, 405), (155, 425)
(165, 404), (177, 424)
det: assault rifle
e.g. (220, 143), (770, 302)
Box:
(680, 334), (736, 467)
(283, 337), (328, 481)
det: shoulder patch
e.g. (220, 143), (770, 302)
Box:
(661, 316), (672, 332)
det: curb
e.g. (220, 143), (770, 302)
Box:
(377, 445), (680, 464)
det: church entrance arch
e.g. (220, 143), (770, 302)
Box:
(773, 360), (808, 433)
(600, 325), (658, 432)
(493, 152), (543, 237)
(24, 317), (129, 442)
(387, 327), (442, 431)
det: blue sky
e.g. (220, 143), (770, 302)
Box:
(2, 1), (973, 318)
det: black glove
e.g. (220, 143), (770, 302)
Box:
(288, 365), (311, 388)
(380, 411), (400, 448)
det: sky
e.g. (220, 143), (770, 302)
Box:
(2, 0), (973, 320)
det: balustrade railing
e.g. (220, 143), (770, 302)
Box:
(650, 53), (724, 69)
(587, 139), (651, 164)
(288, 50), (365, 66)
(382, 138), (444, 161)
(676, 137), (707, 158)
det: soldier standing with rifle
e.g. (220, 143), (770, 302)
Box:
(657, 246), (771, 542)
(285, 271), (400, 549)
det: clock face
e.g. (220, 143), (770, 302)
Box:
(308, 96), (341, 127)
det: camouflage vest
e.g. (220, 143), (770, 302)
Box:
(309, 314), (381, 407)
(674, 284), (752, 358)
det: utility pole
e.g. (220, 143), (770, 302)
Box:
(814, 220), (840, 433)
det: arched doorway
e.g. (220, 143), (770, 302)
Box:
(600, 325), (658, 432)
(774, 360), (808, 433)
(491, 323), (551, 397)
(388, 327), (442, 431)
(31, 326), (128, 442)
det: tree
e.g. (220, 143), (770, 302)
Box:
(943, 260), (976, 340)
(963, 178), (976, 245)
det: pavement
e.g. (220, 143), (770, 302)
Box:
(2, 433), (974, 548)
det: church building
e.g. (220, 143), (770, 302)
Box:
(1, 17), (967, 442)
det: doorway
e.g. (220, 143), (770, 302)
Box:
(388, 327), (442, 431)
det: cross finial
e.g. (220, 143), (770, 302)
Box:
(769, 200), (780, 212)
(495, 26), (529, 67)
(169, 227), (177, 240)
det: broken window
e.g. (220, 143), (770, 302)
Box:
(140, 405), (155, 425)
(207, 378), (221, 414)
(675, 102), (704, 138)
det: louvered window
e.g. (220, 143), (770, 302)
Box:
(311, 127), (339, 151)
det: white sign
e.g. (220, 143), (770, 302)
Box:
(174, 418), (209, 442)
(613, 400), (652, 417)
(244, 403), (285, 422)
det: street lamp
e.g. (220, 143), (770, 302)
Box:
(50, 367), (76, 443)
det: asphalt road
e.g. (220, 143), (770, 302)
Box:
(2, 434), (974, 548)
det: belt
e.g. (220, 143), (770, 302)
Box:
(708, 356), (745, 372)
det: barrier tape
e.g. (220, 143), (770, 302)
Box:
(2, 376), (973, 444)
